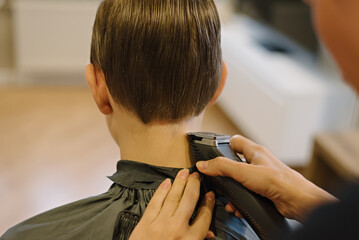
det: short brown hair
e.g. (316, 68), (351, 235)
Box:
(90, 0), (222, 124)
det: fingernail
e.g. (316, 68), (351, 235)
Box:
(162, 178), (171, 190)
(206, 191), (215, 202)
(196, 161), (208, 170)
(191, 172), (200, 180)
(178, 169), (189, 179)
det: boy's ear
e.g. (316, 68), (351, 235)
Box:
(209, 61), (228, 106)
(85, 64), (113, 115)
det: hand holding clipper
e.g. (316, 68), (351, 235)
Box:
(188, 132), (290, 240)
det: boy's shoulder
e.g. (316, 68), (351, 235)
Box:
(1, 187), (124, 240)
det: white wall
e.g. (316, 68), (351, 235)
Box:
(218, 15), (357, 166)
(13, 0), (100, 84)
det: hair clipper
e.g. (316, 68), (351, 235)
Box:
(188, 132), (290, 240)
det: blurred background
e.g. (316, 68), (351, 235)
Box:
(1, 0), (358, 235)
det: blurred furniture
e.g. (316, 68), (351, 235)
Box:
(307, 131), (359, 194)
(218, 15), (356, 166)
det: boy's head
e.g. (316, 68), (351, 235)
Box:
(89, 0), (222, 124)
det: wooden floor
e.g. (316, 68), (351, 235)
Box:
(0, 87), (240, 235)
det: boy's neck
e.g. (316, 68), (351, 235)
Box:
(107, 106), (203, 168)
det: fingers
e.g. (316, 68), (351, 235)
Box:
(230, 135), (280, 166)
(176, 172), (201, 221)
(196, 157), (271, 197)
(190, 192), (215, 238)
(225, 202), (236, 213)
(160, 169), (190, 216)
(229, 135), (256, 162)
(196, 157), (255, 180)
(206, 230), (215, 239)
(142, 178), (172, 221)
(225, 202), (243, 218)
(230, 135), (268, 164)
(234, 210), (243, 218)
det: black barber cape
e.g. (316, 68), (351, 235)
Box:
(1, 160), (259, 240)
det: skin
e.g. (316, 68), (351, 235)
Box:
(305, 0), (359, 90)
(196, 0), (359, 224)
(85, 62), (227, 238)
(85, 63), (227, 169)
(129, 170), (216, 240)
(130, 0), (359, 238)
(197, 135), (337, 222)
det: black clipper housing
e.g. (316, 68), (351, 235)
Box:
(188, 132), (290, 240)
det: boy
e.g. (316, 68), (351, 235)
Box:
(1, 0), (258, 239)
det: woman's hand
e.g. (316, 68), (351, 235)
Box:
(196, 135), (337, 222)
(129, 169), (215, 240)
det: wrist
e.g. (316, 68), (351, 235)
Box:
(295, 181), (338, 222)
(276, 168), (338, 222)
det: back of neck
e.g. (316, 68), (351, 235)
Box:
(108, 110), (204, 168)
